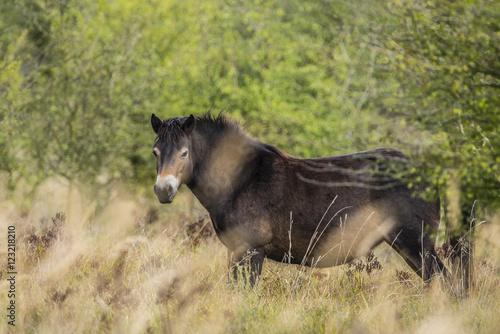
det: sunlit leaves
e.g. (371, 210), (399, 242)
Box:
(1, 0), (498, 212)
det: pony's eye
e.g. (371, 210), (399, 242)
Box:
(180, 149), (188, 159)
(153, 150), (158, 157)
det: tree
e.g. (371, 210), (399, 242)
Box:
(365, 0), (500, 291)
(1, 0), (387, 193)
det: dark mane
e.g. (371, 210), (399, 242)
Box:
(156, 111), (288, 158)
(156, 111), (241, 143)
(260, 142), (288, 158)
(156, 117), (185, 143)
(194, 111), (245, 140)
(196, 111), (233, 130)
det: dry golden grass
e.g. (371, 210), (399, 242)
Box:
(1, 179), (499, 333)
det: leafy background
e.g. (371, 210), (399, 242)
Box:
(2, 0), (499, 211)
(2, 0), (499, 215)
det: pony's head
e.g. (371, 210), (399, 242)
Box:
(151, 114), (195, 203)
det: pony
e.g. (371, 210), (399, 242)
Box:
(151, 112), (448, 285)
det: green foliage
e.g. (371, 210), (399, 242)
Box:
(0, 12), (27, 188)
(0, 0), (378, 189)
(0, 0), (498, 213)
(368, 0), (500, 210)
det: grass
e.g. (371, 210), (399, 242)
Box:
(1, 179), (500, 333)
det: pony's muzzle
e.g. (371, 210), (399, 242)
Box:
(154, 175), (179, 204)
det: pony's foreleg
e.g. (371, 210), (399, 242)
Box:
(228, 247), (265, 286)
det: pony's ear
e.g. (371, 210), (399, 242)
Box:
(182, 114), (195, 135)
(151, 114), (162, 134)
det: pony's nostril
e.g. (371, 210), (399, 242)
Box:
(167, 185), (173, 194)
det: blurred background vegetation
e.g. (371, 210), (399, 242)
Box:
(1, 0), (499, 217)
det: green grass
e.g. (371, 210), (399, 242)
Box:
(1, 181), (499, 333)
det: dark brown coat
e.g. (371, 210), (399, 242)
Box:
(151, 113), (448, 284)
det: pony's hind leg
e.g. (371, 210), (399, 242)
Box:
(228, 247), (265, 286)
(385, 226), (449, 281)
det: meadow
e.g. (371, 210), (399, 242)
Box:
(1, 178), (499, 334)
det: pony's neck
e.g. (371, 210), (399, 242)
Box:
(189, 127), (259, 211)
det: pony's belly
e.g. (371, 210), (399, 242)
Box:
(310, 246), (357, 268)
(263, 240), (359, 268)
(274, 220), (389, 268)
(299, 205), (393, 267)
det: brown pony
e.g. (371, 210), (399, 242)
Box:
(151, 112), (448, 284)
